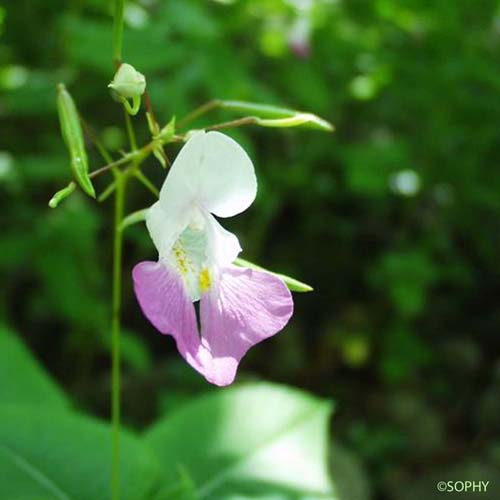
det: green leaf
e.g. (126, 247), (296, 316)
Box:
(56, 84), (95, 198)
(234, 258), (313, 292)
(329, 443), (371, 500)
(219, 100), (334, 132)
(0, 326), (68, 409)
(145, 382), (335, 499)
(0, 406), (160, 500)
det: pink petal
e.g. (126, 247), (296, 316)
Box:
(132, 261), (206, 374)
(200, 266), (294, 386)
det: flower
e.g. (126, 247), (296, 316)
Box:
(133, 131), (294, 386)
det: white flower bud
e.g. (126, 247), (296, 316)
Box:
(108, 63), (146, 99)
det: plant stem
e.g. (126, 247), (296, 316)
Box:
(124, 110), (138, 151)
(113, 0), (125, 67)
(89, 147), (149, 179)
(98, 180), (117, 202)
(110, 107), (137, 500)
(134, 170), (160, 197)
(111, 172), (126, 500)
(177, 99), (221, 129)
(80, 116), (114, 164)
(110, 2), (126, 500)
(89, 134), (184, 181)
(206, 116), (258, 131)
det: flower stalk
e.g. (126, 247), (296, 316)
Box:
(111, 1), (125, 498)
(111, 171), (126, 500)
(113, 0), (124, 67)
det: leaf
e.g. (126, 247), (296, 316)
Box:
(0, 326), (69, 409)
(234, 258), (313, 292)
(329, 443), (371, 500)
(56, 84), (95, 198)
(0, 406), (160, 500)
(145, 383), (335, 499)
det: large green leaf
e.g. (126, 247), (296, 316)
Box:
(0, 406), (160, 500)
(145, 383), (335, 499)
(329, 443), (371, 500)
(0, 326), (68, 409)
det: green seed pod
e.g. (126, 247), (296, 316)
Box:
(220, 100), (334, 132)
(234, 258), (314, 293)
(48, 181), (76, 208)
(56, 84), (95, 198)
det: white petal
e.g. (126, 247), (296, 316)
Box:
(204, 212), (242, 267)
(146, 201), (190, 259)
(159, 131), (257, 218)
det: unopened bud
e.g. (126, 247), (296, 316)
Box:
(108, 63), (146, 99)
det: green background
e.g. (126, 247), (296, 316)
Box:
(1, 1), (499, 499)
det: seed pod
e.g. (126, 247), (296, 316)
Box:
(56, 84), (95, 197)
(48, 181), (76, 208)
(220, 100), (333, 132)
(234, 258), (314, 292)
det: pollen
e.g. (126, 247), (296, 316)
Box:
(173, 242), (188, 275)
(199, 268), (211, 292)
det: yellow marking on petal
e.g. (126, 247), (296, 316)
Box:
(199, 268), (211, 292)
(173, 242), (189, 276)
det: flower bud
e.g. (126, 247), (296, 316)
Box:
(108, 63), (146, 99)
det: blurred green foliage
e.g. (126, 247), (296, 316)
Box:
(0, 327), (334, 499)
(1, 0), (500, 499)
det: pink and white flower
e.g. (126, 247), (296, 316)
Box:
(133, 131), (293, 386)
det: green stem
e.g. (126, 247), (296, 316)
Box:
(110, 3), (126, 500)
(206, 116), (258, 131)
(113, 0), (125, 67)
(80, 116), (114, 164)
(111, 172), (126, 500)
(134, 170), (160, 197)
(98, 180), (117, 202)
(177, 99), (220, 129)
(89, 147), (149, 179)
(110, 107), (137, 500)
(124, 110), (138, 151)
